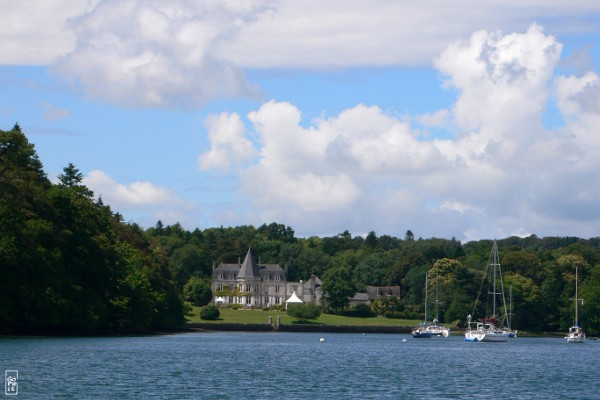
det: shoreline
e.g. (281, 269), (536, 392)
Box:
(184, 323), (574, 338)
(1, 323), (583, 338)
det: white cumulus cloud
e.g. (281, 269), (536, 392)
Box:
(49, 0), (271, 108)
(199, 112), (257, 170)
(201, 24), (600, 240)
(84, 170), (195, 226)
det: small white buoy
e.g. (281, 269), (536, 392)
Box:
(320, 338), (325, 342)
(402, 339), (407, 342)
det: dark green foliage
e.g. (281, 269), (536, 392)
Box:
(321, 266), (356, 311)
(343, 304), (375, 318)
(287, 303), (321, 322)
(200, 304), (220, 320)
(0, 126), (183, 334)
(183, 277), (213, 306)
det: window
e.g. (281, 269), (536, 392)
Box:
(254, 285), (259, 292)
(219, 273), (223, 279)
(246, 296), (251, 305)
(276, 274), (280, 281)
(218, 284), (223, 291)
(228, 296), (233, 303)
(245, 285), (250, 292)
(275, 297), (280, 305)
(264, 297), (269, 304)
(275, 285), (280, 293)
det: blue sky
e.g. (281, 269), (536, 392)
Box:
(2, 1), (600, 241)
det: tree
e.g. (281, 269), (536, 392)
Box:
(502, 250), (543, 284)
(405, 230), (414, 241)
(58, 162), (83, 187)
(58, 163), (93, 197)
(353, 252), (387, 290)
(169, 244), (208, 290)
(364, 231), (378, 249)
(0, 126), (185, 334)
(504, 273), (543, 331)
(183, 277), (213, 306)
(287, 303), (321, 322)
(580, 265), (600, 336)
(200, 304), (220, 320)
(321, 266), (356, 311)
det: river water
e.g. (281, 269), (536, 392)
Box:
(1, 332), (598, 399)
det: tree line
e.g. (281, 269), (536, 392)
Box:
(1, 125), (184, 334)
(2, 125), (600, 335)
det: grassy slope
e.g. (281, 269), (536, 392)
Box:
(186, 306), (421, 327)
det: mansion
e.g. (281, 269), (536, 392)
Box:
(211, 247), (322, 308)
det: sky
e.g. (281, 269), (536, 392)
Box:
(2, 1), (600, 242)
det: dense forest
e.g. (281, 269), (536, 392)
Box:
(2, 125), (600, 335)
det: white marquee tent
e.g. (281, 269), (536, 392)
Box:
(285, 291), (303, 310)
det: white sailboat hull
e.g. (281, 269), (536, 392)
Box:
(465, 330), (510, 342)
(478, 331), (510, 342)
(427, 326), (450, 337)
(464, 320), (510, 342)
(566, 326), (585, 343)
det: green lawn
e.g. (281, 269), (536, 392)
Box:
(186, 306), (420, 327)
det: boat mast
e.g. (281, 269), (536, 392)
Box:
(509, 284), (513, 330)
(424, 272), (428, 324)
(435, 264), (439, 322)
(575, 265), (578, 327)
(492, 241), (497, 319)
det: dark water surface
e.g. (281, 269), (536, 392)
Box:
(1, 332), (598, 399)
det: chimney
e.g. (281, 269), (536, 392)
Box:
(238, 256), (241, 265)
(212, 262), (215, 273)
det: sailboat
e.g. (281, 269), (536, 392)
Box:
(566, 265), (585, 343)
(412, 273), (432, 338)
(465, 240), (511, 342)
(426, 264), (450, 337)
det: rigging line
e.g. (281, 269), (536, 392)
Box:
(471, 251), (491, 318)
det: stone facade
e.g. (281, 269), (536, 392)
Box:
(366, 285), (401, 300)
(211, 247), (322, 308)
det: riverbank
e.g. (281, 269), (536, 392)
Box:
(186, 322), (413, 334)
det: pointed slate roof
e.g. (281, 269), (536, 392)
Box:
(237, 247), (261, 279)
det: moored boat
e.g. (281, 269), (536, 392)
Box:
(412, 273), (432, 338)
(566, 265), (585, 343)
(427, 264), (450, 337)
(464, 240), (511, 343)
